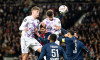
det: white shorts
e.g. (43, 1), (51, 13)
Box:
(21, 37), (42, 53)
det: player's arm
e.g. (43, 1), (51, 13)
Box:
(19, 18), (28, 31)
(38, 36), (48, 44)
(54, 26), (67, 34)
(57, 35), (65, 42)
(40, 19), (46, 27)
(57, 33), (70, 42)
(60, 47), (67, 60)
(56, 19), (61, 27)
(61, 28), (67, 34)
(53, 19), (61, 30)
(80, 42), (90, 57)
(38, 46), (46, 60)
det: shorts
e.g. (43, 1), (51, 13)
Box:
(21, 37), (42, 53)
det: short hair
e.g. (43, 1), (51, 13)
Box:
(49, 34), (57, 42)
(40, 24), (46, 29)
(46, 9), (54, 17)
(31, 6), (40, 12)
(68, 30), (74, 35)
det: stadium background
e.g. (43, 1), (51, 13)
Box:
(0, 0), (100, 60)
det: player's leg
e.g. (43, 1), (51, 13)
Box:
(21, 37), (29, 60)
(36, 46), (42, 53)
(29, 38), (42, 53)
(22, 53), (28, 60)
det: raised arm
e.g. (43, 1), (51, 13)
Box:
(80, 41), (90, 57)
(19, 18), (28, 31)
(57, 35), (65, 42)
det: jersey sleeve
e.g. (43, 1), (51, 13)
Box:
(52, 18), (61, 30)
(19, 18), (28, 31)
(57, 35), (65, 42)
(38, 19), (46, 30)
(38, 46), (46, 60)
(42, 19), (47, 24)
(60, 47), (67, 60)
(80, 41), (90, 57)
(56, 18), (61, 27)
(61, 28), (67, 34)
(37, 20), (40, 30)
(53, 19), (61, 35)
(80, 42), (89, 52)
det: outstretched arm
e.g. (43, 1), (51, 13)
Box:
(61, 28), (67, 34)
(57, 35), (65, 42)
(19, 18), (28, 31)
(81, 42), (90, 57)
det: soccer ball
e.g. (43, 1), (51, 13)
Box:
(59, 5), (68, 14)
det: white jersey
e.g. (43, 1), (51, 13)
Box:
(19, 16), (40, 38)
(42, 17), (61, 35)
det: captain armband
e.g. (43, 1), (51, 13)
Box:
(62, 38), (65, 42)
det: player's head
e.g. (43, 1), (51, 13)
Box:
(49, 34), (57, 42)
(67, 30), (74, 38)
(31, 6), (40, 18)
(40, 24), (46, 34)
(46, 9), (54, 20)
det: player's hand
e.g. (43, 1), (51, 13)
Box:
(35, 28), (38, 33)
(24, 27), (28, 32)
(45, 29), (48, 33)
(41, 22), (45, 27)
(35, 28), (40, 37)
(48, 35), (50, 40)
(74, 33), (78, 38)
(35, 31), (40, 37)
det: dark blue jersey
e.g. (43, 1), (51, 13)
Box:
(72, 40), (90, 60)
(58, 36), (89, 60)
(64, 36), (77, 59)
(38, 42), (67, 60)
(37, 31), (51, 45)
(35, 31), (51, 58)
(58, 28), (90, 60)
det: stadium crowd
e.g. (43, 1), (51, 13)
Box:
(70, 4), (100, 59)
(0, 0), (100, 60)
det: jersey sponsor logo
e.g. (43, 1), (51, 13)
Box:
(24, 19), (27, 22)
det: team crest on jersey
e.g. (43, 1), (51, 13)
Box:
(24, 19), (27, 22)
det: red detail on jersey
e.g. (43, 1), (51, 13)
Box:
(40, 34), (45, 45)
